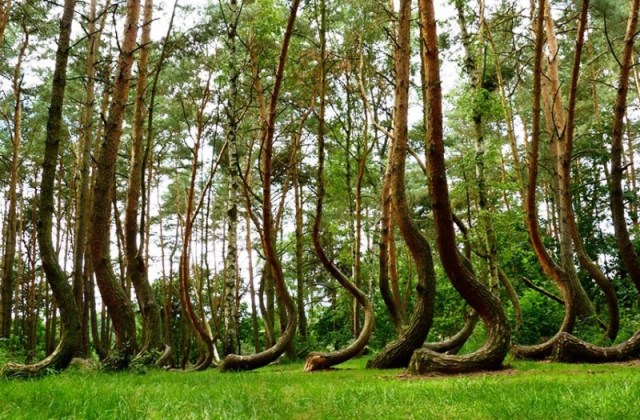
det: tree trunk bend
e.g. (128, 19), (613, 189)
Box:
(408, 0), (510, 375)
(367, 0), (436, 370)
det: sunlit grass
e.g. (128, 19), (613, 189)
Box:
(1, 357), (639, 419)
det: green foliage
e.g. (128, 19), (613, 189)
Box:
(512, 291), (565, 345)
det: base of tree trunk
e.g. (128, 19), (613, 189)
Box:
(303, 354), (334, 372)
(367, 283), (433, 369)
(424, 311), (478, 355)
(551, 331), (640, 363)
(510, 338), (555, 360)
(407, 345), (505, 375)
(1, 336), (78, 379)
(155, 344), (174, 368)
(304, 300), (374, 372)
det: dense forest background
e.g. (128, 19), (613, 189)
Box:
(1, 0), (640, 376)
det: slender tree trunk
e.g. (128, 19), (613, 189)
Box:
(90, 0), (141, 366)
(3, 0), (80, 378)
(245, 210), (261, 352)
(1, 27), (27, 340)
(303, 0), (374, 372)
(0, 0), (11, 47)
(609, 0), (640, 292)
(455, 0), (500, 295)
(511, 0), (578, 360)
(540, 0), (596, 321)
(293, 145), (307, 342)
(222, 0), (241, 357)
(220, 0), (301, 372)
(369, 0), (437, 370)
(124, 0), (163, 359)
(178, 74), (219, 371)
(557, 0), (619, 341)
(72, 0), (109, 358)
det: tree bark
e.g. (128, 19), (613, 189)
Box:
(2, 0), (80, 378)
(408, 0), (510, 374)
(293, 136), (308, 342)
(90, 0), (141, 366)
(558, 0), (619, 341)
(552, 0), (640, 363)
(609, 0), (640, 292)
(222, 0), (241, 357)
(368, 0), (436, 370)
(125, 0), (163, 359)
(219, 0), (300, 372)
(304, 0), (374, 373)
(511, 0), (577, 361)
(0, 0), (11, 47)
(1, 24), (27, 340)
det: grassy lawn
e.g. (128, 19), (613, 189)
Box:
(1, 357), (639, 419)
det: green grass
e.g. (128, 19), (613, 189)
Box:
(1, 358), (639, 419)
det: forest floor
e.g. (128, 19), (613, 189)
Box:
(1, 356), (639, 419)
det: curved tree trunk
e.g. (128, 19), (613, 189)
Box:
(90, 0), (141, 367)
(304, 0), (373, 372)
(540, 0), (595, 322)
(408, 0), (510, 375)
(179, 74), (220, 371)
(609, 0), (640, 292)
(2, 0), (80, 378)
(510, 0), (577, 360)
(553, 0), (640, 362)
(367, 0), (436, 370)
(125, 0), (163, 359)
(424, 311), (479, 355)
(219, 0), (300, 372)
(558, 0), (619, 341)
(377, 165), (404, 332)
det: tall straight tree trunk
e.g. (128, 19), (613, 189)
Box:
(2, 0), (80, 378)
(408, 0), (510, 374)
(293, 142), (307, 342)
(368, 0), (436, 370)
(222, 0), (241, 357)
(72, 0), (109, 358)
(1, 26), (27, 340)
(220, 0), (301, 372)
(90, 0), (141, 366)
(124, 0), (163, 359)
(245, 210), (261, 352)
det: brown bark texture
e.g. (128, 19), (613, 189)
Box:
(2, 0), (80, 378)
(125, 0), (163, 359)
(408, 0), (510, 375)
(368, 0), (436, 370)
(89, 0), (141, 365)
